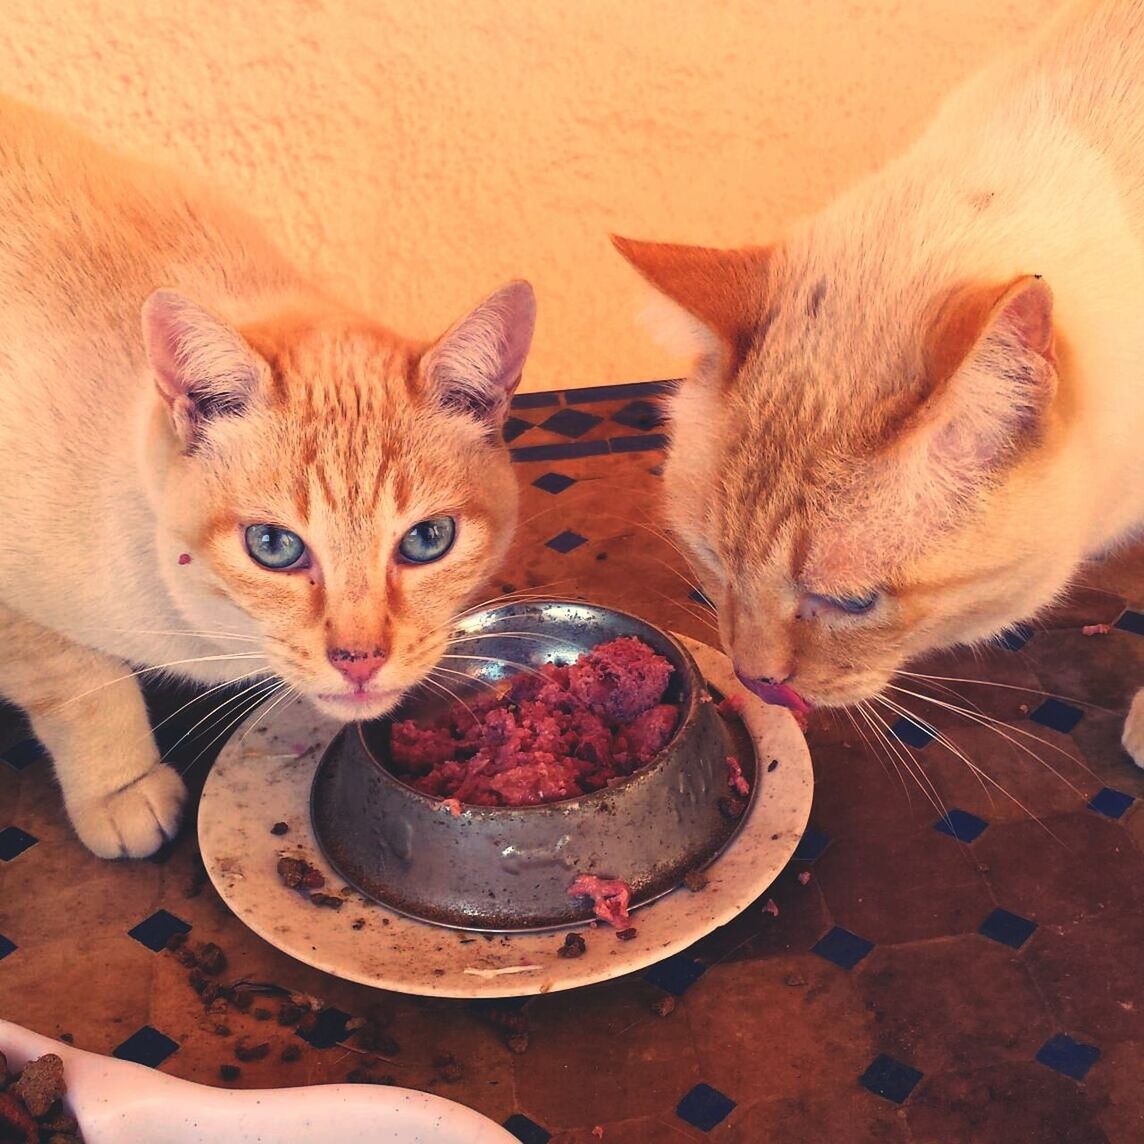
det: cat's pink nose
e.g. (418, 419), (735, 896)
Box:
(328, 647), (388, 686)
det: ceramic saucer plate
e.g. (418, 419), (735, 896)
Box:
(199, 636), (813, 999)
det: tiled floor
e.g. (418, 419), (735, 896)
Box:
(1, 382), (1142, 1142)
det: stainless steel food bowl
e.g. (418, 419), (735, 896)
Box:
(310, 600), (756, 931)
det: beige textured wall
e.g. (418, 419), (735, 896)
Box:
(0, 0), (1061, 391)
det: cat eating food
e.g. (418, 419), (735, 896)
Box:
(0, 96), (535, 857)
(613, 0), (1144, 766)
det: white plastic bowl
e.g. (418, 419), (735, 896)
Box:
(0, 1020), (514, 1144)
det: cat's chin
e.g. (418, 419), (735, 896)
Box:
(308, 687), (407, 723)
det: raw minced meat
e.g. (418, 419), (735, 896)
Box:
(388, 637), (679, 807)
(567, 874), (632, 928)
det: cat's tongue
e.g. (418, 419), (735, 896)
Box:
(734, 672), (812, 730)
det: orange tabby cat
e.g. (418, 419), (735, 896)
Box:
(0, 96), (535, 857)
(614, 0), (1144, 765)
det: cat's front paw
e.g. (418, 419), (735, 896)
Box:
(1123, 689), (1144, 770)
(69, 763), (187, 858)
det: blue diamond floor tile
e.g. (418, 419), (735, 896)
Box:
(859, 1054), (923, 1103)
(128, 909), (193, 952)
(644, 954), (708, 996)
(978, 908), (1038, 950)
(1114, 609), (1144, 635)
(502, 1113), (551, 1144)
(0, 934), (16, 960)
(792, 826), (831, 862)
(891, 716), (935, 748)
(531, 471), (577, 495)
(502, 416), (533, 444)
(609, 432), (669, 453)
(1036, 1034), (1101, 1081)
(1, 739), (45, 771)
(812, 926), (875, 970)
(611, 399), (665, 431)
(1030, 698), (1084, 734)
(0, 826), (38, 861)
(297, 1007), (354, 1048)
(545, 530), (588, 554)
(112, 1025), (179, 1068)
(1088, 787), (1135, 820)
(934, 809), (989, 843)
(676, 1083), (736, 1132)
(538, 407), (602, 438)
(995, 623), (1034, 651)
(563, 379), (676, 403)
(510, 391), (560, 410)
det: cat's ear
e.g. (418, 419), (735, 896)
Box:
(918, 274), (1057, 469)
(142, 290), (266, 448)
(611, 235), (772, 374)
(420, 281), (536, 428)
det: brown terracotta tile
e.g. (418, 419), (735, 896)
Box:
(512, 977), (702, 1128)
(683, 955), (874, 1106)
(905, 1062), (1109, 1144)
(810, 734), (944, 840)
(687, 866), (831, 965)
(1068, 712), (1144, 794)
(973, 813), (1144, 926)
(898, 644), (1048, 727)
(0, 934), (155, 1056)
(855, 937), (1055, 1074)
(1021, 629), (1143, 715)
(718, 1089), (909, 1143)
(1086, 1040), (1144, 1144)
(551, 1118), (699, 1143)
(918, 721), (1100, 824)
(811, 825), (993, 944)
(1023, 910), (1144, 1046)
(1038, 585), (1129, 631)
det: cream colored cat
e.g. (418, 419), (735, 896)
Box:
(614, 0), (1144, 766)
(0, 96), (535, 857)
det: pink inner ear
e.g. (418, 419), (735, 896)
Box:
(425, 280), (537, 422)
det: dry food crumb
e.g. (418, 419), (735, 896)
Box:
(1082, 623), (1112, 636)
(309, 892), (344, 909)
(505, 1033), (530, 1055)
(57, 1035), (73, 1046)
(682, 869), (709, 893)
(219, 1064), (241, 1082)
(433, 1053), (463, 1083)
(270, 822), (290, 835)
(13, 1053), (64, 1118)
(616, 927), (638, 941)
(767, 759), (779, 772)
(277, 1003), (307, 1027)
(0, 1090), (38, 1139)
(280, 1044), (302, 1063)
(725, 755), (749, 796)
(352, 918), (367, 931)
(234, 1038), (270, 1062)
(197, 943), (227, 976)
(651, 996), (676, 1017)
(276, 856), (325, 892)
(557, 933), (587, 959)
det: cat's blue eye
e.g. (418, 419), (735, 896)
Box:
(826, 590), (880, 615)
(244, 524), (307, 571)
(398, 516), (456, 564)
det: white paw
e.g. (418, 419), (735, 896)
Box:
(1123, 690), (1144, 770)
(69, 763), (188, 858)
